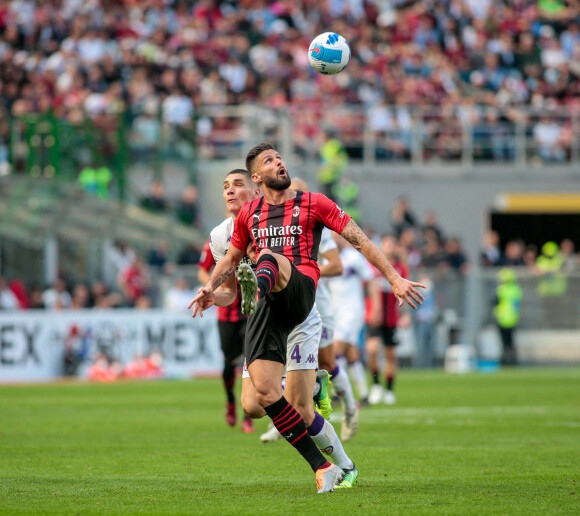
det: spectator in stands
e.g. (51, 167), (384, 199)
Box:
(441, 237), (470, 275)
(117, 256), (150, 307)
(141, 180), (168, 213)
(28, 286), (46, 309)
(106, 240), (136, 286)
(421, 230), (447, 269)
(421, 211), (445, 244)
(63, 325), (84, 377)
(134, 295), (153, 309)
(70, 284), (90, 310)
(481, 230), (502, 267)
(398, 227), (422, 270)
(42, 278), (72, 310)
(500, 239), (526, 266)
(147, 240), (175, 275)
(164, 276), (194, 312)
(0, 275), (19, 310)
(391, 196), (417, 238)
(123, 354), (147, 379)
(88, 353), (119, 382)
(523, 244), (539, 268)
(175, 184), (200, 227)
(7, 279), (29, 309)
(559, 238), (578, 272)
(177, 243), (202, 265)
(89, 280), (121, 309)
(317, 130), (348, 201)
(413, 272), (438, 369)
(533, 116), (566, 162)
(143, 350), (165, 379)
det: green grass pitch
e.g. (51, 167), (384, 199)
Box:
(1, 368), (579, 515)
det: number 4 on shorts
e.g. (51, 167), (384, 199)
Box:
(291, 344), (301, 363)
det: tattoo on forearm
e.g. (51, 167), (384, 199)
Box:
(211, 267), (234, 291)
(341, 219), (369, 251)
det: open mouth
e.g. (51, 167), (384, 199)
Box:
(278, 168), (287, 177)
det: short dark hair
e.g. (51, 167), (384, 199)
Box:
(245, 142), (275, 173)
(225, 168), (257, 188)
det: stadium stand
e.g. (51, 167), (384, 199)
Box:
(0, 1), (579, 370)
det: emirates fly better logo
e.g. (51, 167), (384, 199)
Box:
(251, 224), (303, 249)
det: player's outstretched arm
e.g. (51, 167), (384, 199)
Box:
(188, 245), (244, 317)
(340, 219), (426, 309)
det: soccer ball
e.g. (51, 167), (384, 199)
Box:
(308, 32), (351, 75)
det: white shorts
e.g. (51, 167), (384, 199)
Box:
(242, 304), (321, 378)
(333, 308), (365, 346)
(315, 289), (334, 350)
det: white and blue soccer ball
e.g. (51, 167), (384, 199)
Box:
(308, 32), (351, 75)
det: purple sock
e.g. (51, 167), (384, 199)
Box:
(329, 365), (339, 380)
(307, 411), (325, 436)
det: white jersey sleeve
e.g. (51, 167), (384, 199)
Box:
(209, 217), (235, 263)
(318, 227), (337, 257)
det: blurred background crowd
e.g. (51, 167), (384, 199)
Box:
(1, 0), (580, 377)
(1, 194), (578, 311)
(0, 0), (579, 169)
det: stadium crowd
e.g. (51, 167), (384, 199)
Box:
(0, 195), (578, 312)
(0, 0), (579, 168)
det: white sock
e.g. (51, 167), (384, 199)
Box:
(336, 354), (348, 373)
(331, 365), (357, 414)
(349, 360), (369, 399)
(311, 418), (354, 471)
(313, 381), (321, 398)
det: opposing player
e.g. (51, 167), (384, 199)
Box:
(326, 233), (376, 428)
(198, 236), (255, 433)
(190, 143), (425, 492)
(366, 234), (409, 405)
(289, 178), (361, 445)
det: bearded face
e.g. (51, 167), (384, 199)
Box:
(263, 173), (291, 191)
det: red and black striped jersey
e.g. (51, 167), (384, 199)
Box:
(198, 237), (245, 323)
(365, 260), (409, 328)
(230, 192), (351, 288)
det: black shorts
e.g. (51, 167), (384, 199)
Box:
(245, 263), (316, 366)
(367, 325), (398, 347)
(218, 320), (247, 364)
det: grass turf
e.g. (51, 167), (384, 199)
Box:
(0, 368), (579, 515)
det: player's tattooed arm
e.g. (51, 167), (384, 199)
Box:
(340, 219), (427, 309)
(210, 265), (235, 291)
(340, 219), (370, 252)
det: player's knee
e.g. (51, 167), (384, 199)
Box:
(241, 393), (264, 419)
(254, 386), (279, 408)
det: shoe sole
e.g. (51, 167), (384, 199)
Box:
(237, 264), (258, 316)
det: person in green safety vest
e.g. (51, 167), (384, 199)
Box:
(535, 241), (567, 297)
(317, 131), (348, 201)
(79, 166), (112, 198)
(493, 268), (522, 366)
(332, 176), (360, 223)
